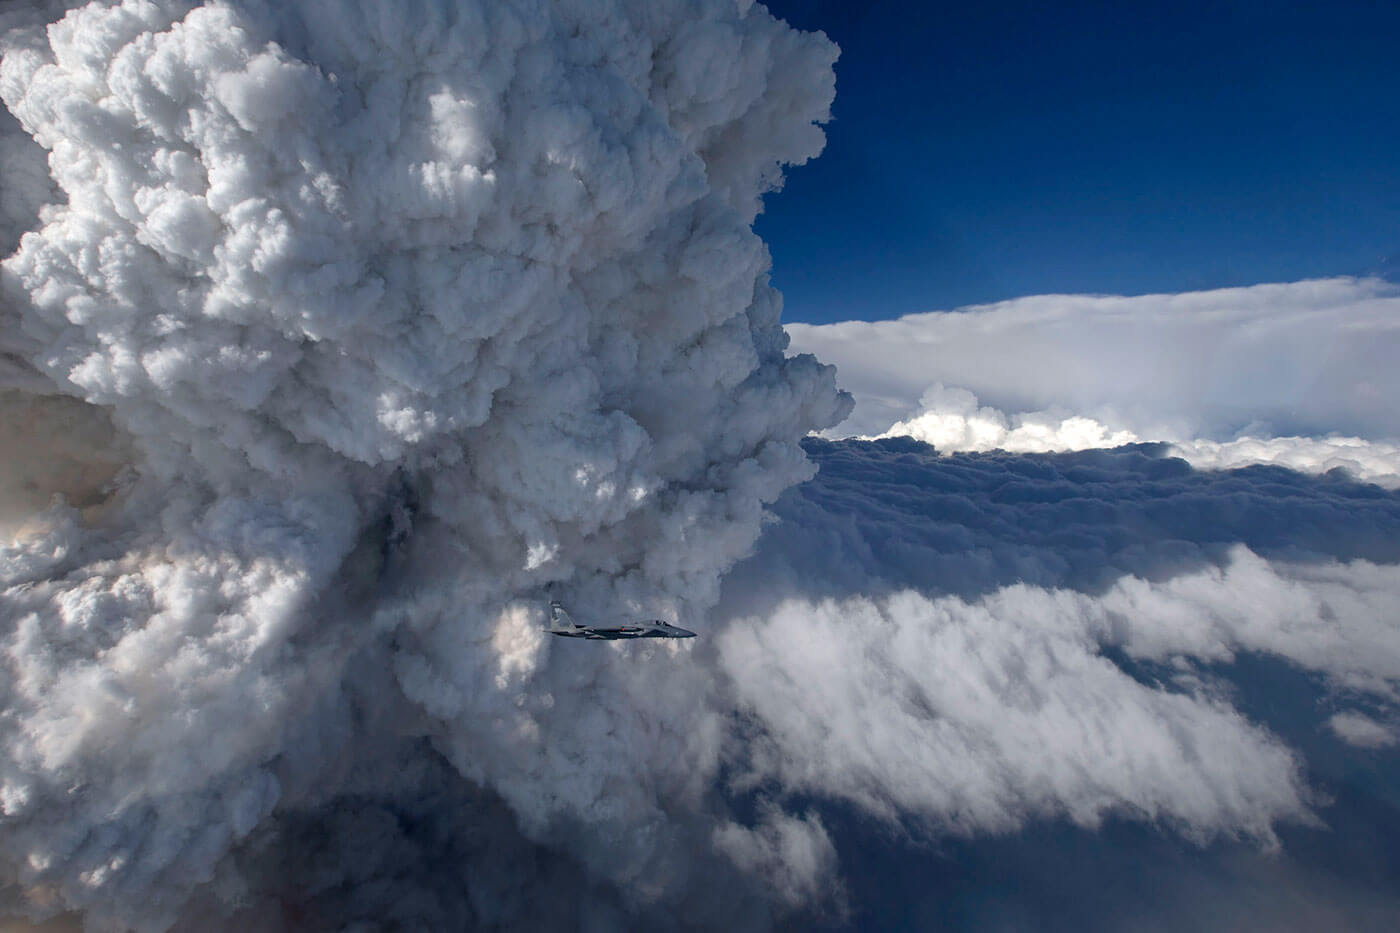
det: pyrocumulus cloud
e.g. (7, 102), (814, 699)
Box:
(1, 1), (847, 927)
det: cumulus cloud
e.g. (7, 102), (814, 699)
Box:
(721, 586), (1312, 847)
(1327, 712), (1399, 750)
(869, 385), (1400, 488)
(876, 383), (1142, 453)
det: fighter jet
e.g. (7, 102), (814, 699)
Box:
(545, 600), (696, 639)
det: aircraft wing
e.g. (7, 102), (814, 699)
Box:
(584, 625), (648, 637)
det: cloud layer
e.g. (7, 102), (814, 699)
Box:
(788, 277), (1400, 444)
(746, 252), (1400, 926)
(715, 438), (1400, 927)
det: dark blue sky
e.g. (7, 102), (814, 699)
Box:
(758, 0), (1400, 324)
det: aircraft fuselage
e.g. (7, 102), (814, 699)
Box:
(550, 620), (696, 639)
(545, 601), (695, 639)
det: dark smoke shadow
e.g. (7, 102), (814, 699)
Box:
(168, 738), (611, 932)
(720, 437), (1400, 620)
(184, 737), (793, 933)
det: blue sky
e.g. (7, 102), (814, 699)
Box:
(759, 0), (1400, 324)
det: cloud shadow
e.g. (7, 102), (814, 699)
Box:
(721, 437), (1400, 620)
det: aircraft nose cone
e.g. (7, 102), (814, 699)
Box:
(675, 627), (696, 638)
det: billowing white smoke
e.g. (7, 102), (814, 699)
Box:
(0, 1), (848, 928)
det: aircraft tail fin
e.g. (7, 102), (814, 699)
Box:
(546, 600), (579, 632)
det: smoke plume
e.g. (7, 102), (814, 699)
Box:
(0, 1), (847, 928)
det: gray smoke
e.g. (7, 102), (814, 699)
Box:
(0, 1), (847, 928)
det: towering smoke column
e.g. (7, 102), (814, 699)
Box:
(0, 1), (847, 928)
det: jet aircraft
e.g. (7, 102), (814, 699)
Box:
(545, 600), (696, 639)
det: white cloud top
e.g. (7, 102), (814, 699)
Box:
(789, 277), (1400, 442)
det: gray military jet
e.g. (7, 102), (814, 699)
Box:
(545, 600), (696, 640)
